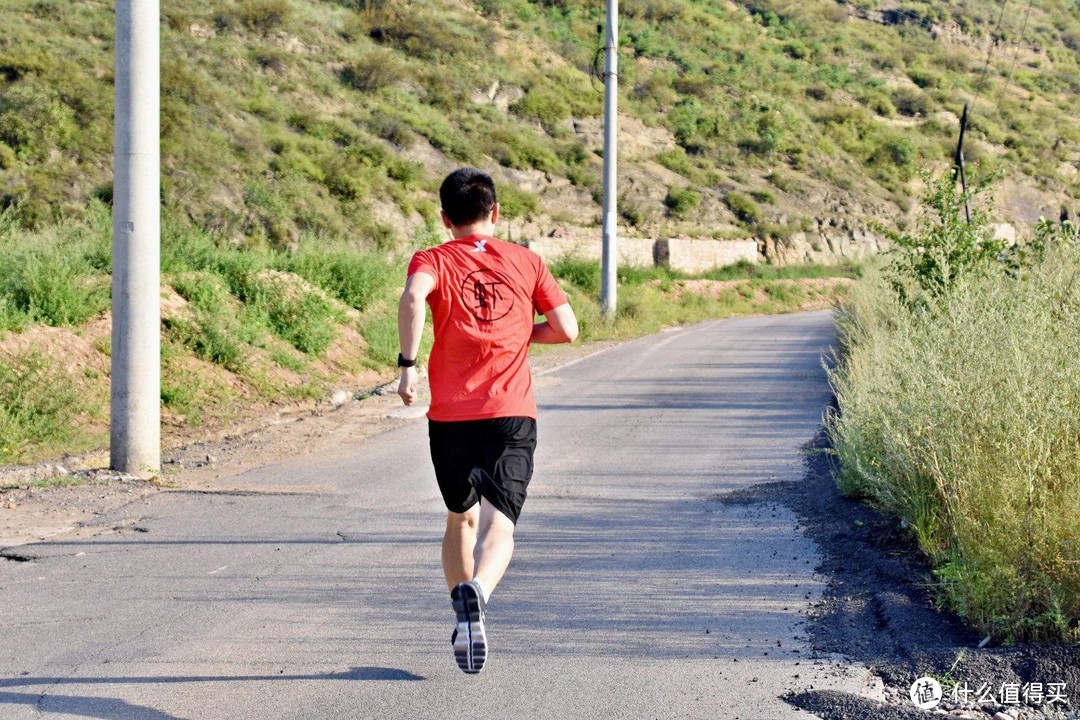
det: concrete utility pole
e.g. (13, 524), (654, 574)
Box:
(111, 0), (161, 474)
(600, 0), (618, 320)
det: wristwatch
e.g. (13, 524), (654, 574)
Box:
(397, 353), (416, 368)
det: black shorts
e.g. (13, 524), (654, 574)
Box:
(428, 417), (537, 525)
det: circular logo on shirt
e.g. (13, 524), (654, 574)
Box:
(460, 268), (515, 323)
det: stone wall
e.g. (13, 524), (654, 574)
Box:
(656, 237), (759, 274)
(524, 234), (655, 268)
(525, 231), (759, 273)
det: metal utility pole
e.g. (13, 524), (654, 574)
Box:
(954, 103), (972, 225)
(600, 0), (618, 320)
(111, 0), (161, 475)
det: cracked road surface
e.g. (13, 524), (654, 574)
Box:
(0, 311), (882, 719)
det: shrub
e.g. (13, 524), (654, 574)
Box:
(278, 245), (397, 312)
(755, 109), (787, 155)
(723, 191), (763, 225)
(872, 135), (918, 180)
(168, 272), (252, 370)
(341, 50), (407, 91)
(496, 184), (539, 220)
(907, 66), (944, 89)
(0, 245), (108, 327)
(664, 187), (700, 218)
(256, 280), (339, 356)
(894, 87), (932, 117)
(860, 90), (897, 117)
(0, 82), (77, 159)
(215, 0), (292, 33)
(750, 189), (777, 205)
(611, 193), (641, 227)
(766, 171), (802, 193)
(550, 255), (600, 294)
(510, 86), (571, 133)
(886, 172), (1005, 304)
(829, 173), (1080, 641)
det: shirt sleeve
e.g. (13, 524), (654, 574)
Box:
(407, 250), (437, 285)
(533, 257), (569, 315)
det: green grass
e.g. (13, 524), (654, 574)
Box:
(0, 349), (83, 462)
(701, 258), (861, 281)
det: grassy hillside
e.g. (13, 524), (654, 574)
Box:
(0, 0), (1077, 247)
(0, 200), (857, 463)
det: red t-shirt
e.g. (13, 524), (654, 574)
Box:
(407, 234), (568, 422)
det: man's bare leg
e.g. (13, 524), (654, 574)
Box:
(447, 500), (517, 674)
(442, 505), (479, 591)
(471, 500), (516, 599)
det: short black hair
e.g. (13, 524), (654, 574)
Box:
(440, 168), (497, 226)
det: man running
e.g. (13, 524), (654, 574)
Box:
(397, 167), (578, 674)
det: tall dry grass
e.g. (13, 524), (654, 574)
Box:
(828, 222), (1080, 642)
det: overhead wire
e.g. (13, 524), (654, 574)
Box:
(1001, 0), (1037, 99)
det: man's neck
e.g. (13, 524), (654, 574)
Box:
(448, 222), (495, 239)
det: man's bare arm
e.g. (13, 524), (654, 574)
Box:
(531, 303), (578, 344)
(397, 272), (436, 405)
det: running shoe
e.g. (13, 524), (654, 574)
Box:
(450, 580), (487, 674)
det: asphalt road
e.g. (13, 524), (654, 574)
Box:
(0, 311), (883, 719)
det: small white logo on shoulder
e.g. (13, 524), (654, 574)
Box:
(471, 239), (488, 253)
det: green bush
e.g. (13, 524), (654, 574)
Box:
(618, 192), (649, 228)
(766, 171), (802, 193)
(0, 82), (78, 159)
(664, 186), (701, 218)
(750, 189), (777, 205)
(511, 86), (571, 133)
(886, 173), (1005, 304)
(214, 0), (292, 33)
(496, 184), (539, 220)
(860, 89), (897, 117)
(0, 245), (108, 327)
(255, 280), (339, 355)
(168, 272), (253, 370)
(358, 304), (399, 367)
(893, 87), (932, 117)
(278, 245), (398, 312)
(340, 50), (408, 91)
(550, 255), (601, 294)
(723, 191), (763, 225)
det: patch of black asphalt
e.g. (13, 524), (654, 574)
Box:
(713, 423), (1080, 720)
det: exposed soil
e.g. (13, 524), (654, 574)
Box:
(717, 426), (1080, 720)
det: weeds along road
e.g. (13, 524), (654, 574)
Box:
(0, 311), (884, 719)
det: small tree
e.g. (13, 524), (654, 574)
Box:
(887, 172), (1005, 306)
